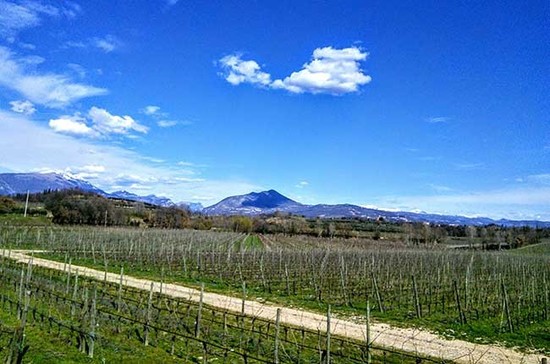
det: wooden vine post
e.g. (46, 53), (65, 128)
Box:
(366, 301), (372, 364)
(195, 283), (204, 338)
(144, 281), (154, 346)
(326, 305), (331, 364)
(274, 308), (281, 364)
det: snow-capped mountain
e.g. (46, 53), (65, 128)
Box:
(176, 202), (204, 212)
(0, 172), (105, 195)
(0, 173), (175, 207)
(108, 190), (174, 207)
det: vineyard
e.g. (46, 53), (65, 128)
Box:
(0, 225), (549, 362)
(0, 252), (447, 363)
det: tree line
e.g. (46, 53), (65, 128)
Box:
(1, 190), (548, 247)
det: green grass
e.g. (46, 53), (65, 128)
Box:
(0, 214), (51, 226)
(0, 308), (186, 363)
(242, 234), (263, 250)
(511, 241), (550, 256)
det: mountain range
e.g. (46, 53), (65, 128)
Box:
(203, 189), (549, 227)
(0, 172), (548, 227)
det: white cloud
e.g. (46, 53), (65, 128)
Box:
(177, 161), (195, 167)
(454, 162), (484, 170)
(219, 54), (272, 86)
(219, 46), (371, 95)
(49, 114), (95, 136)
(143, 105), (161, 115)
(0, 0), (51, 38)
(9, 99), (35, 114)
(369, 187), (550, 221)
(67, 63), (86, 78)
(141, 105), (186, 128)
(157, 120), (178, 128)
(427, 116), (450, 123)
(18, 42), (36, 50)
(0, 0), (80, 39)
(48, 107), (148, 137)
(523, 173), (550, 185)
(428, 183), (453, 192)
(62, 40), (85, 49)
(0, 46), (107, 107)
(63, 35), (121, 53)
(272, 46), (371, 94)
(93, 35), (118, 53)
(59, 164), (106, 180)
(88, 106), (148, 135)
(1, 110), (262, 205)
(296, 181), (309, 188)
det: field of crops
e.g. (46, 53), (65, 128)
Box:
(0, 252), (444, 363)
(0, 225), (549, 362)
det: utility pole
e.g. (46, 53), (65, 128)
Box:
(23, 190), (29, 217)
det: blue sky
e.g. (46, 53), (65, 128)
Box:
(0, 0), (549, 220)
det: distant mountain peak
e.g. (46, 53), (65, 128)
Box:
(203, 189), (301, 215)
(0, 172), (104, 195)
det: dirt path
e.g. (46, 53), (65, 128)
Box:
(3, 250), (545, 364)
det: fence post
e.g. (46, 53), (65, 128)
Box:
(17, 266), (24, 320)
(195, 283), (204, 338)
(412, 274), (421, 318)
(88, 285), (97, 358)
(274, 308), (281, 364)
(71, 269), (79, 317)
(241, 281), (246, 316)
(366, 301), (371, 364)
(144, 281), (154, 346)
(326, 305), (331, 364)
(65, 258), (72, 295)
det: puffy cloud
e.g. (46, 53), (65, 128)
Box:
(49, 114), (95, 136)
(89, 106), (148, 135)
(48, 107), (148, 137)
(0, 46), (107, 107)
(272, 47), (371, 94)
(60, 164), (106, 180)
(9, 99), (35, 114)
(218, 55), (272, 86)
(219, 46), (371, 95)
